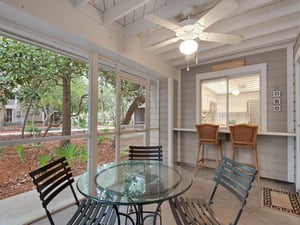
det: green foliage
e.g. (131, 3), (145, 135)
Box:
(55, 143), (87, 165)
(0, 36), (89, 135)
(97, 135), (105, 144)
(79, 119), (88, 128)
(15, 145), (25, 163)
(38, 154), (52, 166)
(25, 126), (41, 135)
(0, 147), (4, 155)
(120, 149), (129, 158)
(32, 142), (41, 147)
(102, 128), (109, 133)
(98, 128), (114, 144)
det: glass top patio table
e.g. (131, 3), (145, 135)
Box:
(76, 160), (193, 206)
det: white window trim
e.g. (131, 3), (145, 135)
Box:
(196, 63), (267, 132)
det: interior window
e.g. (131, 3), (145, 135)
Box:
(201, 73), (260, 128)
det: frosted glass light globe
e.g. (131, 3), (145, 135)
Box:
(179, 39), (198, 55)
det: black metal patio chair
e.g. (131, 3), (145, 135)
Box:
(169, 156), (257, 225)
(126, 145), (163, 225)
(29, 157), (120, 225)
(128, 145), (163, 161)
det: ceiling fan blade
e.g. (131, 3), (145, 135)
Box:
(199, 32), (242, 45)
(144, 14), (181, 31)
(197, 0), (238, 28)
(146, 37), (180, 51)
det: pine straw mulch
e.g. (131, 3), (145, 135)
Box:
(0, 137), (115, 200)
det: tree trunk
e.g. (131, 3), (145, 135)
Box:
(21, 102), (33, 138)
(0, 104), (5, 130)
(61, 74), (71, 146)
(122, 95), (145, 125)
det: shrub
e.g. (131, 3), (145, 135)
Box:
(38, 154), (52, 166)
(15, 145), (25, 163)
(25, 126), (41, 136)
(55, 143), (87, 165)
(97, 135), (105, 144)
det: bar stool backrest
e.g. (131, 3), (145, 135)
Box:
(195, 123), (219, 145)
(229, 124), (258, 148)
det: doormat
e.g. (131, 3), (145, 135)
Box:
(262, 187), (300, 216)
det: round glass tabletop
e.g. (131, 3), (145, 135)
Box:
(77, 160), (193, 205)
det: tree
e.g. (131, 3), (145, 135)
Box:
(98, 69), (116, 125)
(1, 35), (145, 145)
(121, 80), (145, 125)
(0, 37), (53, 130)
(0, 36), (88, 145)
(98, 70), (146, 125)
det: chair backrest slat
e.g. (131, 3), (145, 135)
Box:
(29, 157), (79, 209)
(212, 157), (257, 204)
(128, 145), (163, 161)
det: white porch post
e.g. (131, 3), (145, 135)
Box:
(87, 53), (98, 194)
(115, 65), (121, 162)
(295, 46), (300, 193)
(168, 78), (174, 164)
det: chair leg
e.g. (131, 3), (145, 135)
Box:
(217, 141), (223, 166)
(220, 141), (223, 160)
(253, 147), (261, 188)
(201, 144), (205, 164)
(194, 144), (201, 176)
(215, 145), (219, 168)
(232, 146), (236, 160)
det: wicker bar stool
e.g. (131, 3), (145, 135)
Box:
(229, 123), (261, 187)
(194, 124), (223, 176)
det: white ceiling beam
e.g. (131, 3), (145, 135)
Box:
(69, 0), (89, 8)
(206, 0), (300, 33)
(141, 29), (175, 47)
(141, 0), (300, 53)
(167, 26), (295, 62)
(198, 29), (296, 62)
(140, 0), (282, 46)
(124, 0), (211, 37)
(127, 0), (274, 39)
(159, 11), (300, 60)
(169, 28), (298, 67)
(104, 0), (151, 25)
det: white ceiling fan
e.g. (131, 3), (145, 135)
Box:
(144, 0), (243, 55)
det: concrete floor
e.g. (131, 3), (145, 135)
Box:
(26, 165), (300, 225)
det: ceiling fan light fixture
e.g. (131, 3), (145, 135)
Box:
(232, 89), (240, 96)
(179, 39), (198, 55)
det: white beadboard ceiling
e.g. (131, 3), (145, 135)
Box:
(70, 0), (300, 68)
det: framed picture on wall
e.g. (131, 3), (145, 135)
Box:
(273, 98), (281, 105)
(273, 105), (281, 112)
(273, 90), (281, 97)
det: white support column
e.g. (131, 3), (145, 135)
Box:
(115, 65), (121, 162)
(177, 70), (182, 162)
(287, 44), (295, 183)
(87, 53), (98, 195)
(145, 78), (150, 145)
(168, 78), (174, 164)
(157, 80), (160, 145)
(295, 46), (300, 192)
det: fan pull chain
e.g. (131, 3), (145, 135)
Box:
(186, 55), (190, 71)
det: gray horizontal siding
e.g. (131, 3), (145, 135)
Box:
(176, 48), (293, 182)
